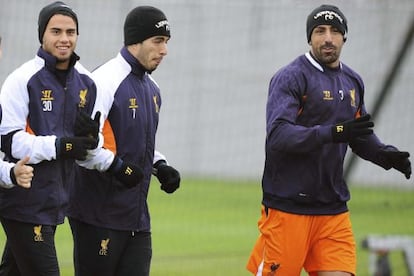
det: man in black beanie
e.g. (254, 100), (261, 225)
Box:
(0, 2), (98, 275)
(68, 5), (180, 276)
(38, 1), (79, 44)
(247, 4), (410, 276)
(124, 6), (170, 47)
(306, 4), (348, 43)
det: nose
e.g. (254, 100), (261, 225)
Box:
(59, 32), (70, 43)
(160, 42), (168, 56)
(324, 30), (334, 42)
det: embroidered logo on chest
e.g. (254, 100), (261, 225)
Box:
(349, 89), (356, 107)
(153, 95), (159, 113)
(41, 90), (54, 112)
(78, 89), (88, 108)
(322, 90), (334, 101)
(129, 98), (138, 118)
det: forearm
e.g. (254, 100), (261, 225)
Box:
(76, 146), (115, 171)
(267, 120), (331, 153)
(3, 130), (57, 164)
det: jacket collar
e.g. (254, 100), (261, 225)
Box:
(120, 47), (147, 77)
(37, 47), (79, 73)
(305, 51), (342, 73)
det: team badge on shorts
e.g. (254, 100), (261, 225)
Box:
(99, 238), (110, 256)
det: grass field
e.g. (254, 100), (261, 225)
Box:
(0, 178), (413, 275)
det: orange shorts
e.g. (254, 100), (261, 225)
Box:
(246, 206), (356, 275)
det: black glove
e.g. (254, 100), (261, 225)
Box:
(154, 160), (181, 194)
(55, 137), (97, 160)
(74, 110), (101, 143)
(108, 156), (144, 188)
(380, 148), (411, 179)
(332, 114), (374, 143)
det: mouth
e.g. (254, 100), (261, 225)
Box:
(154, 57), (163, 64)
(322, 46), (335, 53)
(56, 46), (70, 54)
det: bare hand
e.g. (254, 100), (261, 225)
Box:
(13, 156), (34, 188)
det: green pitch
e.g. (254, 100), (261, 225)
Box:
(0, 178), (413, 275)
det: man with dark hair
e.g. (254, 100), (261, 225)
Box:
(68, 6), (181, 276)
(0, 2), (97, 275)
(247, 4), (411, 276)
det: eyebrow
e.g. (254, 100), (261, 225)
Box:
(49, 27), (77, 32)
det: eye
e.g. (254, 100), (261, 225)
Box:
(314, 28), (324, 34)
(151, 37), (168, 44)
(332, 27), (341, 33)
(50, 28), (61, 35)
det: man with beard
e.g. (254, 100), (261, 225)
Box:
(246, 4), (411, 276)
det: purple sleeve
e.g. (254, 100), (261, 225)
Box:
(265, 70), (332, 153)
(350, 132), (395, 169)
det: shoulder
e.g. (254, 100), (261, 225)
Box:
(74, 62), (92, 77)
(74, 62), (96, 88)
(341, 63), (363, 81)
(1, 57), (42, 93)
(92, 55), (131, 97)
(8, 58), (42, 82)
(271, 55), (310, 89)
(275, 55), (312, 77)
(93, 54), (129, 79)
(341, 62), (364, 88)
(93, 56), (126, 83)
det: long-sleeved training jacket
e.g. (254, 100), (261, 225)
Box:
(0, 161), (16, 189)
(0, 48), (96, 225)
(68, 47), (162, 232)
(262, 52), (395, 215)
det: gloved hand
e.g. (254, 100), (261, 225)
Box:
(108, 156), (144, 188)
(332, 114), (374, 143)
(74, 110), (101, 144)
(380, 148), (411, 179)
(154, 160), (181, 194)
(55, 137), (97, 160)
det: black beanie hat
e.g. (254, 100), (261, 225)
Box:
(124, 6), (170, 46)
(306, 4), (347, 43)
(38, 1), (78, 44)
